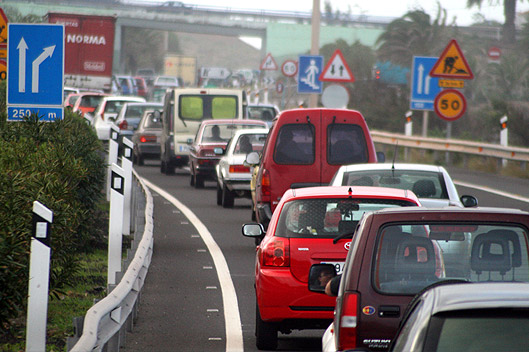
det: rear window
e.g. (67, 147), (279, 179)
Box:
(276, 198), (417, 239)
(233, 133), (267, 155)
(273, 124), (315, 164)
(327, 124), (368, 164)
(200, 124), (264, 143)
(341, 170), (449, 199)
(180, 95), (238, 120)
(79, 95), (104, 108)
(375, 223), (529, 294)
(248, 106), (276, 121)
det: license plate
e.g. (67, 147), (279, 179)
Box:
(321, 261), (344, 275)
(178, 145), (189, 152)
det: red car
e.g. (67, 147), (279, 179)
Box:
(188, 119), (268, 188)
(242, 186), (420, 350)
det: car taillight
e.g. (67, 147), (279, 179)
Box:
(118, 120), (128, 130)
(140, 135), (157, 143)
(261, 168), (271, 196)
(336, 292), (359, 350)
(229, 165), (250, 173)
(262, 237), (290, 267)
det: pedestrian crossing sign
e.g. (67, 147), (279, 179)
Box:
(319, 49), (355, 82)
(260, 53), (278, 71)
(429, 39), (473, 79)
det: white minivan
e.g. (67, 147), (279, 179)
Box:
(159, 88), (248, 174)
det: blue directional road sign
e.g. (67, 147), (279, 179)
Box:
(297, 55), (323, 94)
(410, 56), (441, 111)
(7, 23), (64, 121)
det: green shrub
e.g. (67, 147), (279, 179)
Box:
(0, 86), (107, 337)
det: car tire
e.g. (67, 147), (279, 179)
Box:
(222, 184), (234, 208)
(256, 303), (278, 350)
(137, 154), (144, 166)
(160, 160), (166, 173)
(190, 171), (195, 186)
(216, 182), (223, 205)
(194, 174), (204, 189)
(165, 161), (175, 175)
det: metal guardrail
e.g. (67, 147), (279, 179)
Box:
(371, 130), (529, 164)
(68, 170), (154, 352)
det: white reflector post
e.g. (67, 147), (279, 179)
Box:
(108, 163), (125, 286)
(26, 201), (53, 352)
(106, 125), (120, 201)
(121, 137), (133, 236)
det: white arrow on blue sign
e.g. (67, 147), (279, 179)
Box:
(410, 56), (441, 111)
(7, 23), (64, 121)
(297, 55), (323, 94)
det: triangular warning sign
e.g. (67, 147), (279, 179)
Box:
(430, 39), (473, 79)
(260, 53), (278, 71)
(319, 49), (355, 82)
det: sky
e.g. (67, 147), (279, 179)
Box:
(142, 0), (529, 27)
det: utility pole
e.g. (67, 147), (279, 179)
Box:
(308, 0), (320, 108)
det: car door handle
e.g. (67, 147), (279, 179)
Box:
(378, 305), (400, 318)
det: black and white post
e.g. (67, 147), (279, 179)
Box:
(108, 163), (125, 287)
(26, 201), (53, 352)
(121, 137), (133, 236)
(106, 125), (120, 201)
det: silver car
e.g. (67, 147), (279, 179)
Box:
(330, 163), (477, 207)
(215, 128), (269, 208)
(131, 110), (163, 165)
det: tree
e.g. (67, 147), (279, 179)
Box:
(467, 0), (518, 44)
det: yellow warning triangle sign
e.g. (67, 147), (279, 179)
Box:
(260, 53), (278, 71)
(430, 39), (473, 79)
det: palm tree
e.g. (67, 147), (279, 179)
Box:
(467, 0), (518, 44)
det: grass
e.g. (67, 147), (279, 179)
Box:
(1, 249), (108, 352)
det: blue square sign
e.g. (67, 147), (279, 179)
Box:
(297, 55), (323, 94)
(410, 56), (441, 111)
(7, 23), (64, 121)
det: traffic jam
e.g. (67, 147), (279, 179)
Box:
(4, 0), (529, 351)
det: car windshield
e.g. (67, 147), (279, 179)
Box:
(180, 95), (238, 120)
(248, 106), (276, 121)
(341, 170), (449, 199)
(430, 310), (529, 351)
(201, 124), (264, 143)
(276, 198), (417, 239)
(375, 223), (529, 294)
(233, 133), (267, 155)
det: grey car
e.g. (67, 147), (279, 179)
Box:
(131, 110), (163, 165)
(115, 102), (163, 141)
(390, 282), (529, 352)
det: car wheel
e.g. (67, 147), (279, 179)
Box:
(216, 181), (223, 205)
(190, 171), (195, 186)
(160, 160), (166, 173)
(165, 161), (175, 175)
(256, 303), (278, 350)
(137, 154), (144, 166)
(222, 184), (234, 208)
(195, 174), (204, 189)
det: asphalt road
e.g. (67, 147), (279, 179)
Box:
(122, 161), (529, 351)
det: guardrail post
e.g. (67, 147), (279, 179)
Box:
(121, 137), (133, 236)
(26, 201), (53, 352)
(500, 115), (508, 167)
(106, 125), (120, 201)
(404, 111), (412, 161)
(108, 163), (125, 287)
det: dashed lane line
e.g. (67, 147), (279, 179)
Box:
(142, 178), (244, 352)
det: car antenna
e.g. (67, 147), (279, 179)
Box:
(391, 142), (398, 177)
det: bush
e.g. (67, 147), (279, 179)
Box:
(0, 84), (107, 337)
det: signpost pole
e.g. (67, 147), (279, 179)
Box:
(308, 0), (320, 108)
(422, 110), (429, 137)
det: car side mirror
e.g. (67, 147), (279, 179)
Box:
(460, 195), (478, 207)
(213, 147), (224, 155)
(186, 138), (193, 145)
(376, 151), (386, 163)
(245, 151), (260, 165)
(308, 264), (337, 293)
(241, 223), (265, 238)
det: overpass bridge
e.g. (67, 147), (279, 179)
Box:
(2, 0), (395, 72)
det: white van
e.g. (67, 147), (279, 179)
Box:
(159, 88), (248, 174)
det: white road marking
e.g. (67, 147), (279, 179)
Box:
(454, 180), (529, 203)
(141, 178), (244, 352)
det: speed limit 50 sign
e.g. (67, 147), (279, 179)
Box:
(434, 89), (466, 121)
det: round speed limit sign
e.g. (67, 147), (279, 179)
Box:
(281, 60), (298, 77)
(434, 89), (466, 121)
